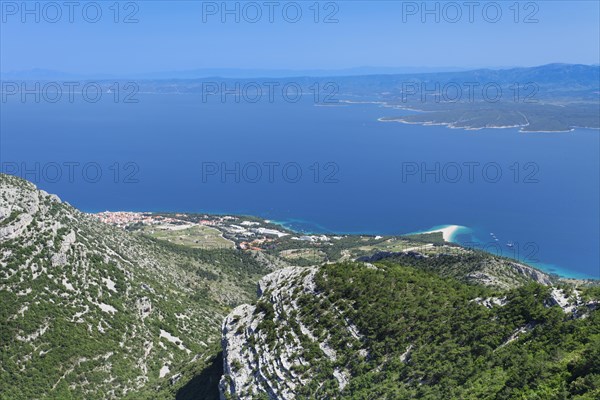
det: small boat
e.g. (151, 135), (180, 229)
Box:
(506, 242), (514, 248)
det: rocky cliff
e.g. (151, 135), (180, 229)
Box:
(0, 174), (268, 399)
(219, 262), (599, 399)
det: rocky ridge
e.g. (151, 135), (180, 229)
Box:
(0, 174), (268, 399)
(219, 262), (599, 399)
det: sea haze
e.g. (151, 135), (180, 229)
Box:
(1, 93), (598, 279)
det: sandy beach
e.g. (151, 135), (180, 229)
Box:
(419, 225), (465, 242)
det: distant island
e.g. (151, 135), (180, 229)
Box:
(4, 64), (597, 133)
(377, 102), (599, 133)
(362, 64), (600, 132)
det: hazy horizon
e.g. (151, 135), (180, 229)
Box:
(2, 62), (598, 80)
(2, 1), (599, 75)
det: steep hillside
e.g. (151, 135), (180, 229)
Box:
(220, 263), (600, 399)
(357, 250), (554, 289)
(0, 174), (270, 399)
(2, 174), (596, 399)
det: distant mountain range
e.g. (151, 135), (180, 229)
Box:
(1, 64), (598, 133)
(0, 65), (540, 80)
(2, 63), (598, 80)
(2, 64), (598, 132)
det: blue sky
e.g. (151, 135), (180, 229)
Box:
(1, 0), (599, 74)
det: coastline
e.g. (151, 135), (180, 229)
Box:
(92, 209), (598, 280)
(351, 99), (599, 133)
(377, 116), (581, 133)
(408, 224), (469, 242)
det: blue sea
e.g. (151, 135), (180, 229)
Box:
(1, 93), (598, 279)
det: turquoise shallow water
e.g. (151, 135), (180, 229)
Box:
(272, 220), (598, 280)
(1, 94), (598, 279)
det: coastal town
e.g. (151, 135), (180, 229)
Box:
(91, 211), (339, 253)
(93, 211), (192, 227)
(89, 211), (471, 271)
